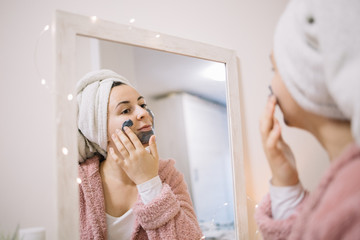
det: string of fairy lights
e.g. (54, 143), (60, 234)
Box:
(35, 15), (260, 239)
(34, 24), (50, 89)
(34, 16), (162, 165)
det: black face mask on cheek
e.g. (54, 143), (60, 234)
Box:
(121, 109), (155, 144)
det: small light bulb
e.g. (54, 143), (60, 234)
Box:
(67, 94), (73, 101)
(77, 178), (82, 184)
(62, 147), (69, 155)
(129, 18), (135, 23)
(91, 16), (97, 22)
(41, 79), (46, 85)
(224, 202), (228, 206)
(255, 204), (259, 208)
(43, 25), (50, 31)
(155, 34), (160, 38)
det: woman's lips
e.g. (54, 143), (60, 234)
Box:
(138, 125), (152, 131)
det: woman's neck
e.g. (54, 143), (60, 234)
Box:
(100, 154), (138, 217)
(309, 118), (353, 161)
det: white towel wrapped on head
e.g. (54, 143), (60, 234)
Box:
(76, 69), (132, 163)
(274, 0), (360, 145)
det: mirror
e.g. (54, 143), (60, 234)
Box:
(77, 36), (234, 238)
(55, 10), (248, 239)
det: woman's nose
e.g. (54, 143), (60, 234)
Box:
(135, 106), (148, 120)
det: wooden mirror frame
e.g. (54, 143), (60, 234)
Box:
(55, 10), (248, 239)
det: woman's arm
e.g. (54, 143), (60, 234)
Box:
(256, 96), (305, 239)
(259, 96), (299, 187)
(133, 159), (203, 240)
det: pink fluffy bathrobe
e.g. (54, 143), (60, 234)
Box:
(255, 143), (360, 239)
(79, 156), (203, 240)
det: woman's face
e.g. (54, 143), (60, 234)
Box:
(107, 84), (153, 149)
(270, 52), (307, 127)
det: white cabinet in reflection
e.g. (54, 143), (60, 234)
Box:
(149, 92), (235, 239)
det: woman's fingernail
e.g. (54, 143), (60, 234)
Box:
(270, 96), (277, 104)
(116, 128), (120, 133)
(112, 133), (116, 139)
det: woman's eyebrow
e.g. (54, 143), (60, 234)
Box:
(114, 96), (145, 110)
(114, 101), (130, 110)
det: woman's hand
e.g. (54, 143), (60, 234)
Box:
(260, 95), (299, 186)
(109, 127), (159, 185)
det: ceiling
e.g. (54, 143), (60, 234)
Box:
(132, 46), (227, 106)
(98, 38), (227, 106)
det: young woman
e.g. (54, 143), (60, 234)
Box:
(76, 69), (203, 240)
(255, 0), (360, 239)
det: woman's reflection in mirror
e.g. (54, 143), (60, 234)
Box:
(76, 69), (203, 240)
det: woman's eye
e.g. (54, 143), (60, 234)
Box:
(140, 103), (147, 108)
(121, 109), (130, 114)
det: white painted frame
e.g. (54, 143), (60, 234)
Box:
(55, 10), (248, 239)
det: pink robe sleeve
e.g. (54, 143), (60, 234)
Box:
(132, 159), (203, 240)
(79, 156), (107, 240)
(254, 193), (307, 240)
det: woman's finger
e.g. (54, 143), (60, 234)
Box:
(111, 133), (125, 152)
(109, 147), (125, 167)
(273, 118), (284, 142)
(260, 96), (277, 142)
(266, 118), (282, 153)
(112, 132), (130, 158)
(149, 135), (159, 160)
(115, 128), (136, 153)
(123, 127), (143, 150)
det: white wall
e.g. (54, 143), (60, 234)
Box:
(147, 94), (193, 196)
(182, 94), (234, 226)
(0, 0), (329, 239)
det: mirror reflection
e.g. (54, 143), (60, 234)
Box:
(76, 36), (235, 239)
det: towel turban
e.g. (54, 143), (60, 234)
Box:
(274, 0), (360, 145)
(76, 69), (132, 163)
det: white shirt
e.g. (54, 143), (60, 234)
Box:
(106, 176), (163, 240)
(269, 180), (305, 220)
(106, 209), (135, 240)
